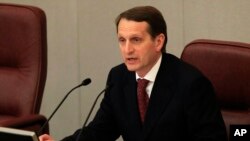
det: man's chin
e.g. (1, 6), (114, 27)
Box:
(125, 65), (138, 72)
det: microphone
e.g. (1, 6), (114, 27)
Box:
(37, 78), (91, 135)
(76, 84), (112, 141)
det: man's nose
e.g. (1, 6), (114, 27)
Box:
(124, 42), (134, 53)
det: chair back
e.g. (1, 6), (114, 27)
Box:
(0, 3), (47, 117)
(181, 39), (250, 135)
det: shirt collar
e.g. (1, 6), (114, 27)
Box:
(136, 54), (162, 82)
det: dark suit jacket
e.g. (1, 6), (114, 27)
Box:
(62, 53), (228, 141)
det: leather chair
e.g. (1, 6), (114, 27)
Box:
(181, 39), (250, 138)
(0, 3), (48, 135)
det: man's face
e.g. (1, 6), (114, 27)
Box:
(117, 18), (164, 77)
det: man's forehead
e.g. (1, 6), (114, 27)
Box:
(118, 19), (149, 35)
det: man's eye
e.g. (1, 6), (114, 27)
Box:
(132, 37), (141, 43)
(118, 38), (125, 43)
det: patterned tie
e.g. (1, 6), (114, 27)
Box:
(137, 78), (149, 123)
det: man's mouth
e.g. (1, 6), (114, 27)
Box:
(126, 57), (138, 64)
(127, 57), (136, 61)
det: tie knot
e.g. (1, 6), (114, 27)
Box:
(137, 79), (149, 89)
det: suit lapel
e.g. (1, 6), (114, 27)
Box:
(142, 53), (177, 138)
(123, 72), (144, 135)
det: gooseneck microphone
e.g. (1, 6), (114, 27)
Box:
(76, 84), (112, 141)
(83, 84), (111, 127)
(37, 78), (91, 135)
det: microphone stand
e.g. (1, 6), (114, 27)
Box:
(37, 78), (91, 136)
(76, 84), (111, 141)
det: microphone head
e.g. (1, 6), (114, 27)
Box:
(82, 78), (91, 86)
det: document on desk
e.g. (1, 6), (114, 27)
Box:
(0, 127), (38, 141)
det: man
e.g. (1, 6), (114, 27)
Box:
(40, 6), (227, 141)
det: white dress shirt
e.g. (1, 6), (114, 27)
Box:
(136, 55), (162, 98)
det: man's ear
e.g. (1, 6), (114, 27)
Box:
(154, 33), (165, 51)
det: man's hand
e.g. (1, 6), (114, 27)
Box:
(39, 134), (55, 141)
